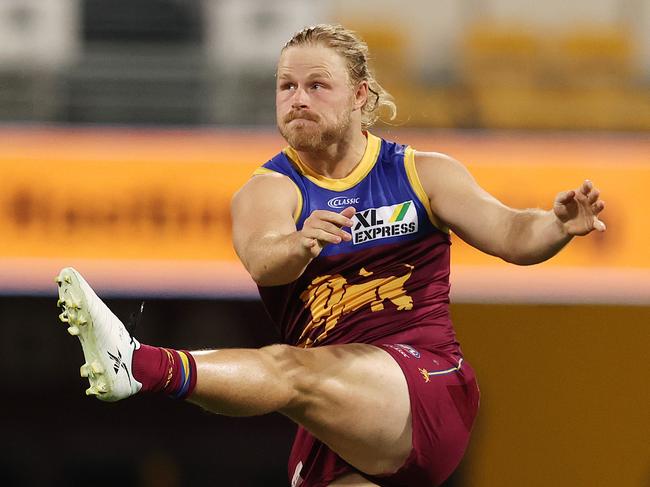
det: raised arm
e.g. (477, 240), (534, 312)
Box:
(414, 152), (606, 265)
(231, 173), (355, 286)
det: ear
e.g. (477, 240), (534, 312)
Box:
(353, 80), (369, 111)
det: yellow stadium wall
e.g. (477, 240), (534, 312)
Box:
(451, 303), (649, 487)
(0, 127), (648, 301)
(2, 128), (647, 267)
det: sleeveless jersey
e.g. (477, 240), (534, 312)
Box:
(253, 132), (460, 354)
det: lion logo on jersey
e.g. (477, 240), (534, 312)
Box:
(298, 264), (414, 347)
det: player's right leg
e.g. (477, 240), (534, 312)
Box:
(188, 343), (412, 475)
(56, 267), (412, 476)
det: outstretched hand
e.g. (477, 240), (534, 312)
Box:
(299, 206), (356, 258)
(554, 180), (606, 236)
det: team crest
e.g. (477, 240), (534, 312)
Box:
(298, 264), (415, 347)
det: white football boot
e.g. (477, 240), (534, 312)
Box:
(56, 267), (142, 402)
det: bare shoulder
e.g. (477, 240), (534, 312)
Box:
(234, 171), (295, 199)
(232, 171), (298, 211)
(413, 150), (469, 178)
(413, 150), (475, 196)
(231, 170), (300, 246)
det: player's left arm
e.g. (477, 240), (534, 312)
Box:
(414, 151), (606, 265)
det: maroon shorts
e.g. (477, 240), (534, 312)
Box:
(288, 344), (480, 487)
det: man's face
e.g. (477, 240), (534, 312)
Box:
(276, 44), (357, 152)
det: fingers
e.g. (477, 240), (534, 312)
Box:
(340, 206), (357, 219)
(593, 216), (606, 232)
(580, 179), (603, 205)
(580, 179), (593, 196)
(300, 236), (316, 249)
(300, 237), (321, 256)
(581, 179), (606, 232)
(308, 209), (354, 228)
(592, 200), (605, 214)
(302, 227), (349, 244)
(559, 180), (600, 205)
(556, 190), (575, 204)
(302, 208), (355, 245)
(307, 221), (352, 243)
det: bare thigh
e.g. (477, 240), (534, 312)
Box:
(328, 473), (379, 486)
(280, 344), (412, 475)
(191, 343), (411, 476)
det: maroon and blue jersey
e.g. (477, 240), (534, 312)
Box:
(254, 132), (460, 355)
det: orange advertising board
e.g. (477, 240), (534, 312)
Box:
(1, 127), (648, 301)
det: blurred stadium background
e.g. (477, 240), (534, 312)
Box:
(0, 1), (648, 486)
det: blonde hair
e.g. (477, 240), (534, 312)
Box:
(282, 24), (397, 130)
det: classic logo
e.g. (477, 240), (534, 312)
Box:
(298, 265), (414, 347)
(327, 196), (360, 209)
(352, 201), (417, 244)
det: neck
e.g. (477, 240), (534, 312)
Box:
(295, 129), (368, 179)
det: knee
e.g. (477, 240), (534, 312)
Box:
(259, 344), (322, 411)
(259, 343), (300, 368)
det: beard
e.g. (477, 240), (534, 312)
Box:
(277, 106), (353, 153)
